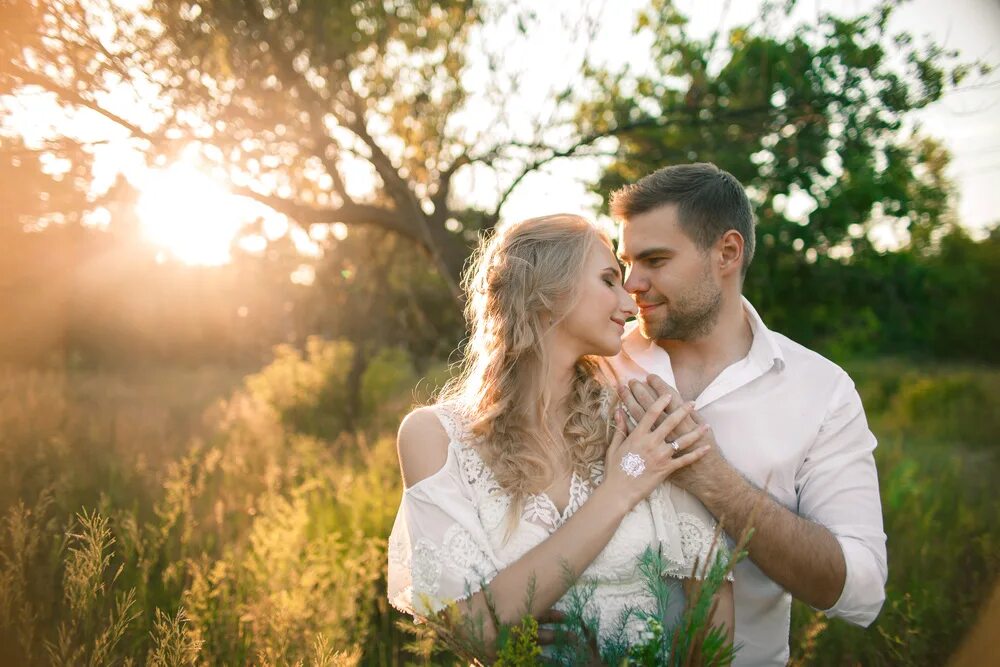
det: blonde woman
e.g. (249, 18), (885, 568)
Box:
(387, 214), (734, 659)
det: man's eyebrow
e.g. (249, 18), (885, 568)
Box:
(617, 246), (674, 262)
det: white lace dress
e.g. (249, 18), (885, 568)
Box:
(387, 401), (729, 647)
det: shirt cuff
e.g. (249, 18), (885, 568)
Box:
(819, 535), (887, 626)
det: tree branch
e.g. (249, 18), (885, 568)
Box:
(229, 183), (415, 238)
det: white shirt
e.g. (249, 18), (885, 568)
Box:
(601, 297), (887, 666)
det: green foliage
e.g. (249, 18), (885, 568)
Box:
(493, 615), (542, 666)
(410, 545), (741, 666)
(789, 361), (1000, 665)
(360, 347), (420, 436)
(245, 336), (355, 440)
(1, 351), (998, 665)
(0, 340), (417, 665)
(582, 0), (1000, 365)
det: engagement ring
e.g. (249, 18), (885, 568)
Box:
(669, 440), (680, 453)
(622, 406), (638, 428)
(620, 452), (646, 478)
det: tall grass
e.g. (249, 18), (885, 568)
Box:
(0, 349), (997, 664)
(789, 360), (1000, 665)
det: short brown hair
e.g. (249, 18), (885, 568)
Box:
(610, 163), (756, 275)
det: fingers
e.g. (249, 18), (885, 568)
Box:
(609, 410), (627, 452)
(537, 609), (566, 624)
(651, 401), (696, 441)
(628, 378), (658, 410)
(646, 374), (677, 399)
(536, 609), (566, 645)
(536, 627), (557, 644)
(666, 422), (709, 454)
(666, 443), (711, 473)
(619, 385), (644, 427)
(634, 392), (672, 433)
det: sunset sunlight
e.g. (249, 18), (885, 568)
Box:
(134, 161), (251, 265)
(2, 1), (997, 664)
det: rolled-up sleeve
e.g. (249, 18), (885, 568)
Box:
(795, 371), (887, 626)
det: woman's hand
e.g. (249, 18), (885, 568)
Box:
(601, 392), (711, 512)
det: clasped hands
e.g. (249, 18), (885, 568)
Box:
(616, 374), (727, 496)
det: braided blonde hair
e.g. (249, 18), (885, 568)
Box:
(440, 214), (617, 535)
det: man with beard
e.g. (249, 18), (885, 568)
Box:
(601, 163), (887, 666)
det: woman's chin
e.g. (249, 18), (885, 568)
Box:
(593, 339), (623, 358)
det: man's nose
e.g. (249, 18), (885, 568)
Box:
(623, 268), (646, 294)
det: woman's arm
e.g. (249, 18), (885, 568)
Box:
(713, 580), (735, 645)
(397, 395), (711, 647)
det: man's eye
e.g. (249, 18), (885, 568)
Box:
(647, 258), (666, 267)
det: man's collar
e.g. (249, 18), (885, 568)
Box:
(741, 296), (786, 372)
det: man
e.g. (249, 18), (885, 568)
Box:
(601, 163), (887, 665)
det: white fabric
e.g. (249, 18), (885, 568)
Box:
(601, 297), (888, 666)
(387, 399), (729, 647)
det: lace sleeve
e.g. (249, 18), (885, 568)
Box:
(651, 483), (734, 582)
(387, 429), (501, 617)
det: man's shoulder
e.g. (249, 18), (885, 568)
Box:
(769, 329), (852, 387)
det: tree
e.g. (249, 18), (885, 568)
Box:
(2, 0), (614, 299)
(579, 0), (988, 352)
(0, 0), (986, 305)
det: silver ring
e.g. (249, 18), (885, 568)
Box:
(620, 452), (646, 478)
(669, 440), (680, 453)
(622, 407), (638, 428)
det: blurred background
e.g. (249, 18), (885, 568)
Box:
(1, 0), (998, 664)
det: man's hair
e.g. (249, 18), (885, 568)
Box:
(610, 162), (756, 276)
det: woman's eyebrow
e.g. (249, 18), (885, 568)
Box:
(602, 265), (622, 278)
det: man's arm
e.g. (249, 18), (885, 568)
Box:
(623, 374), (887, 621)
(676, 443), (848, 610)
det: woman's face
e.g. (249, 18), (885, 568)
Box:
(555, 239), (637, 358)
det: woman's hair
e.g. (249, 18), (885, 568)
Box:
(440, 213), (616, 534)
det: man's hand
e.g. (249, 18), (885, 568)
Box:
(618, 375), (731, 496)
(619, 375), (850, 611)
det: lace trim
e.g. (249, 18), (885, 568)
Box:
(435, 402), (596, 532)
(661, 511), (733, 581)
(394, 524), (498, 616)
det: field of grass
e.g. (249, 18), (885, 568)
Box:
(1, 345), (997, 665)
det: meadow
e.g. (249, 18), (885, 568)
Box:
(1, 342), (997, 665)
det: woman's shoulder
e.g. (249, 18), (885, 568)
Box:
(397, 405), (453, 488)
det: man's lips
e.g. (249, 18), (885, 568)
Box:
(637, 303), (664, 315)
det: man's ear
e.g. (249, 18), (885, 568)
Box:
(718, 230), (744, 277)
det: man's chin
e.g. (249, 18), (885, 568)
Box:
(638, 317), (662, 341)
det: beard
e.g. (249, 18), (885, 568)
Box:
(640, 268), (723, 342)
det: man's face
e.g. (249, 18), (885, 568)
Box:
(617, 203), (723, 341)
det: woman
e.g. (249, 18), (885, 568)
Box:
(387, 214), (733, 660)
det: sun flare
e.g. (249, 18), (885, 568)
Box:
(134, 162), (249, 265)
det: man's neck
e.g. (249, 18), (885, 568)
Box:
(657, 293), (753, 375)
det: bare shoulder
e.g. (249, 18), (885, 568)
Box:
(396, 406), (451, 488)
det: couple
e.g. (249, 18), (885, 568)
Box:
(387, 163), (887, 665)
